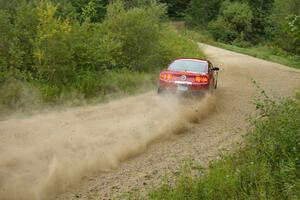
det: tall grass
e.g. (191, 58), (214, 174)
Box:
(147, 91), (300, 200)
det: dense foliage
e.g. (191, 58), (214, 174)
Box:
(159, 0), (191, 19)
(208, 1), (253, 44)
(0, 0), (203, 112)
(185, 0), (300, 54)
(185, 0), (222, 27)
(148, 92), (300, 200)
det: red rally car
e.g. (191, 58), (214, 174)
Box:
(158, 58), (219, 94)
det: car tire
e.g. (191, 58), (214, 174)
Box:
(214, 79), (218, 89)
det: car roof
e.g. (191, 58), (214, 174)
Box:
(174, 58), (208, 63)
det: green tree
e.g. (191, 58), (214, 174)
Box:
(160, 0), (190, 19)
(52, 0), (78, 20)
(0, 0), (19, 14)
(185, 0), (222, 27)
(67, 0), (108, 22)
(0, 11), (15, 76)
(283, 15), (300, 54)
(269, 0), (300, 54)
(0, 9), (26, 77)
(232, 0), (274, 42)
(222, 1), (253, 34)
(14, 1), (39, 72)
(33, 1), (74, 84)
(209, 1), (253, 43)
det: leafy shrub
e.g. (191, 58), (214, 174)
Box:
(179, 29), (214, 45)
(102, 69), (155, 95)
(0, 76), (40, 112)
(158, 25), (205, 63)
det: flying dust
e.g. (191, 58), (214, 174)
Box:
(0, 92), (217, 200)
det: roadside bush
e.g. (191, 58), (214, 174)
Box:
(148, 91), (300, 199)
(102, 69), (155, 95)
(0, 76), (40, 112)
(158, 26), (205, 64)
(179, 29), (214, 45)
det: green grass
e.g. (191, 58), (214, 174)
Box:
(144, 90), (300, 200)
(181, 29), (300, 69)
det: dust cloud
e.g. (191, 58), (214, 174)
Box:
(0, 92), (216, 200)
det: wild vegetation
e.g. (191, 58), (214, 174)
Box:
(1, 1), (299, 199)
(146, 90), (300, 200)
(184, 0), (300, 54)
(1, 0), (298, 112)
(0, 0), (203, 113)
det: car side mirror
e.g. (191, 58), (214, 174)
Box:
(212, 67), (220, 71)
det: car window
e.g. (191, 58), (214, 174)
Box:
(168, 60), (208, 73)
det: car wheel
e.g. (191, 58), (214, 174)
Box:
(214, 72), (218, 89)
(214, 79), (218, 89)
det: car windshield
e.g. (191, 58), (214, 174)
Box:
(168, 59), (207, 73)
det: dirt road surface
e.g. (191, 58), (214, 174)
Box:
(0, 44), (299, 200)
